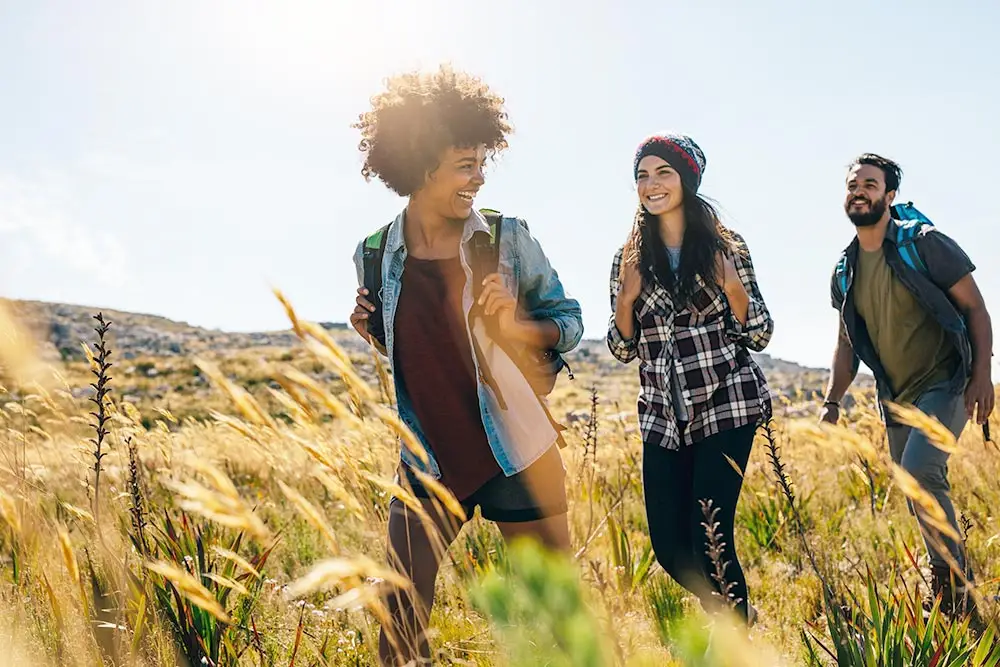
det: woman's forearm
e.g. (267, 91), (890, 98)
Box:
(506, 317), (562, 349)
(614, 298), (637, 341)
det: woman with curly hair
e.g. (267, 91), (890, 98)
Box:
(608, 133), (773, 628)
(349, 65), (583, 665)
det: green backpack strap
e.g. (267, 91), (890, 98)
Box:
(361, 223), (391, 347)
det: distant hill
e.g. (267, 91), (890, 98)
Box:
(6, 299), (832, 383)
(8, 300), (352, 361)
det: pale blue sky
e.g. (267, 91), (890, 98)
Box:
(1, 1), (997, 368)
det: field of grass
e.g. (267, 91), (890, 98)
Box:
(1, 295), (1000, 666)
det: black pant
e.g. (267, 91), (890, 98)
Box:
(642, 423), (756, 622)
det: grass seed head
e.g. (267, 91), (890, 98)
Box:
(885, 401), (960, 454)
(145, 560), (232, 624)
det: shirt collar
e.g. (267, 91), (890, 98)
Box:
(884, 217), (900, 245)
(846, 217), (900, 257)
(385, 207), (490, 254)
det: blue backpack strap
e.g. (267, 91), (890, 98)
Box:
(834, 254), (850, 302)
(891, 202), (932, 277)
(891, 201), (933, 226)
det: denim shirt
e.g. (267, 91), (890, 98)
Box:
(353, 208), (584, 478)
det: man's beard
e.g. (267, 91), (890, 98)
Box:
(845, 195), (887, 227)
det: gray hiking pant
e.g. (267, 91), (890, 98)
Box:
(886, 384), (968, 573)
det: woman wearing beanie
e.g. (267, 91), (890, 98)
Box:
(607, 133), (773, 627)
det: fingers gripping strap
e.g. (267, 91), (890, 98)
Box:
(362, 224), (390, 345)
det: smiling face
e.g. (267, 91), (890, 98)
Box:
(421, 145), (487, 220)
(845, 163), (894, 227)
(636, 155), (684, 216)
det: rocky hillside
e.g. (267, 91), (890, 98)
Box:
(7, 299), (840, 394)
(8, 300), (350, 361)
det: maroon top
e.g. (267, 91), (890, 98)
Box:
(393, 255), (502, 500)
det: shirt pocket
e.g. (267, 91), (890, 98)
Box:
(634, 289), (675, 365)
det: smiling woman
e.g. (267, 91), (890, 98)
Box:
(609, 132), (774, 629)
(351, 67), (511, 198)
(345, 65), (584, 665)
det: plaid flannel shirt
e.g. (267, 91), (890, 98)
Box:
(607, 232), (774, 450)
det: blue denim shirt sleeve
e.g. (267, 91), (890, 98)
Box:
(511, 218), (584, 353)
(353, 239), (364, 287)
(723, 233), (774, 352)
(607, 246), (638, 363)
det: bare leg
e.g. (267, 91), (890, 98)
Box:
(496, 513), (571, 553)
(378, 499), (465, 666)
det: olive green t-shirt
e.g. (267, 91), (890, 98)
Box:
(854, 246), (961, 405)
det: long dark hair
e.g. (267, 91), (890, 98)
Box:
(622, 185), (741, 308)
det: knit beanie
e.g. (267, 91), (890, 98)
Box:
(633, 133), (706, 193)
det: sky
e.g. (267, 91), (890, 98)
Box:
(1, 0), (998, 369)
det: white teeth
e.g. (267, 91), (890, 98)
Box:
(458, 192), (474, 201)
(648, 194), (666, 201)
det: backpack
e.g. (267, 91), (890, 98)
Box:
(361, 208), (573, 399)
(834, 202), (990, 442)
(834, 201), (933, 298)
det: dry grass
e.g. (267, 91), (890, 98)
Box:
(0, 294), (998, 666)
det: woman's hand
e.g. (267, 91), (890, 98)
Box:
(715, 251), (743, 294)
(613, 255), (643, 343)
(618, 256), (643, 307)
(479, 274), (519, 335)
(350, 287), (376, 342)
(478, 274), (561, 348)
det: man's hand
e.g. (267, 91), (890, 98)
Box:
(820, 321), (857, 427)
(819, 403), (840, 425)
(350, 287), (376, 342)
(965, 369), (995, 425)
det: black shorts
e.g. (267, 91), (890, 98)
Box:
(395, 445), (568, 523)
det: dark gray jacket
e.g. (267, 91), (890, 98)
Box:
(830, 219), (976, 413)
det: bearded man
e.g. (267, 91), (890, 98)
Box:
(820, 152), (993, 622)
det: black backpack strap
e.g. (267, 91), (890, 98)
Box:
(469, 209), (503, 302)
(361, 223), (391, 348)
(464, 209), (508, 407)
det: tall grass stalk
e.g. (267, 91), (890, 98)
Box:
(88, 313), (113, 527)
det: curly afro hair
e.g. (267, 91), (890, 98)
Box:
(353, 65), (513, 196)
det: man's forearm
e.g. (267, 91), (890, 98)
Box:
(824, 329), (857, 403)
(966, 306), (994, 376)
